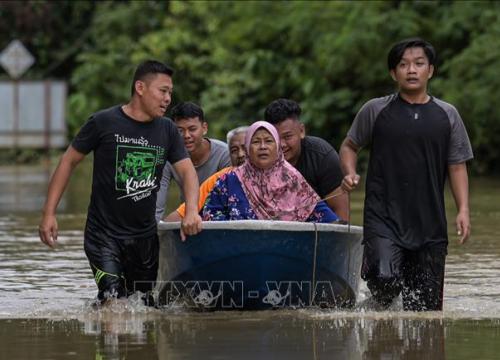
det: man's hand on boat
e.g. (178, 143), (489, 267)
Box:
(341, 173), (360, 193)
(180, 212), (203, 241)
(39, 214), (58, 248)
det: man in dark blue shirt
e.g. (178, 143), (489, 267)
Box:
(340, 38), (473, 311)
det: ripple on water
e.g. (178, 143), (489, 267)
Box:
(2, 215), (500, 321)
(0, 216), (93, 317)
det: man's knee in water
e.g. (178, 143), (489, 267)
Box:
(97, 273), (127, 302)
(367, 275), (402, 308)
(402, 276), (443, 311)
(98, 285), (127, 302)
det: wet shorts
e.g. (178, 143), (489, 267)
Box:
(361, 236), (447, 311)
(84, 225), (159, 302)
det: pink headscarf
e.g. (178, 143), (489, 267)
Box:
(234, 121), (320, 221)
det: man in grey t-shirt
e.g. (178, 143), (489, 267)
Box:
(155, 102), (230, 221)
(339, 38), (473, 311)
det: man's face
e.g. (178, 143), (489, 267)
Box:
(229, 132), (246, 166)
(390, 47), (434, 93)
(175, 117), (208, 154)
(274, 118), (305, 165)
(138, 73), (173, 118)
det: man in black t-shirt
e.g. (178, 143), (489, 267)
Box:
(264, 98), (348, 220)
(340, 38), (473, 311)
(39, 60), (202, 303)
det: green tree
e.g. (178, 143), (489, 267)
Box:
(67, 1), (169, 132)
(0, 1), (95, 79)
(432, 2), (500, 174)
(63, 0), (500, 174)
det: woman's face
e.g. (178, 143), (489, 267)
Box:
(248, 128), (279, 170)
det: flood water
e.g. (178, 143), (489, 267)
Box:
(1, 159), (499, 359)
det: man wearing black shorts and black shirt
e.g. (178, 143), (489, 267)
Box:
(39, 60), (202, 303)
(340, 38), (473, 311)
(264, 99), (348, 220)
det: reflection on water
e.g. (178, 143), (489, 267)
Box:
(2, 314), (500, 359)
(0, 165), (53, 212)
(153, 313), (446, 359)
(1, 162), (500, 359)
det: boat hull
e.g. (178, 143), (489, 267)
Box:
(156, 221), (363, 310)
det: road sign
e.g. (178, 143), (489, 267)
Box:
(0, 40), (35, 79)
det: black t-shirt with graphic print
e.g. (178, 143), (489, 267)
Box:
(347, 93), (473, 250)
(72, 105), (188, 240)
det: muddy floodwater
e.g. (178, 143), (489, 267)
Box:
(1, 160), (499, 359)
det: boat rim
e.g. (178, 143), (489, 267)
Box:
(158, 220), (363, 234)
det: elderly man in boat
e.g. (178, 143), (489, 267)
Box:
(201, 121), (338, 222)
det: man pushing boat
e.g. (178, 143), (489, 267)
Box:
(38, 60), (202, 304)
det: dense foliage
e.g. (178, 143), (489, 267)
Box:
(2, 1), (499, 173)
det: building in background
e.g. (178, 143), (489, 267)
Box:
(0, 40), (67, 150)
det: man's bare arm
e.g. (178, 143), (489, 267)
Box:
(448, 162), (471, 244)
(339, 138), (361, 192)
(172, 158), (202, 241)
(39, 146), (85, 248)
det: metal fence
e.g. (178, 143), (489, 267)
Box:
(0, 80), (67, 149)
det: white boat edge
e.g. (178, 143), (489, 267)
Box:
(158, 220), (363, 234)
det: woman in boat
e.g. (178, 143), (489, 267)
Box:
(202, 121), (338, 222)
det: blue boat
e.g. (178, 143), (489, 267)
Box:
(155, 221), (363, 310)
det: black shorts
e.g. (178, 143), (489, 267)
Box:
(84, 225), (159, 302)
(361, 236), (447, 311)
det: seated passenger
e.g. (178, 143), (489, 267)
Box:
(155, 102), (231, 222)
(264, 99), (348, 220)
(202, 121), (338, 222)
(163, 126), (248, 222)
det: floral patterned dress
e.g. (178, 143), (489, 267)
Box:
(202, 171), (338, 223)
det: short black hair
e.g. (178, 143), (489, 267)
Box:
(264, 98), (301, 124)
(131, 60), (174, 96)
(170, 102), (205, 123)
(387, 37), (436, 70)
